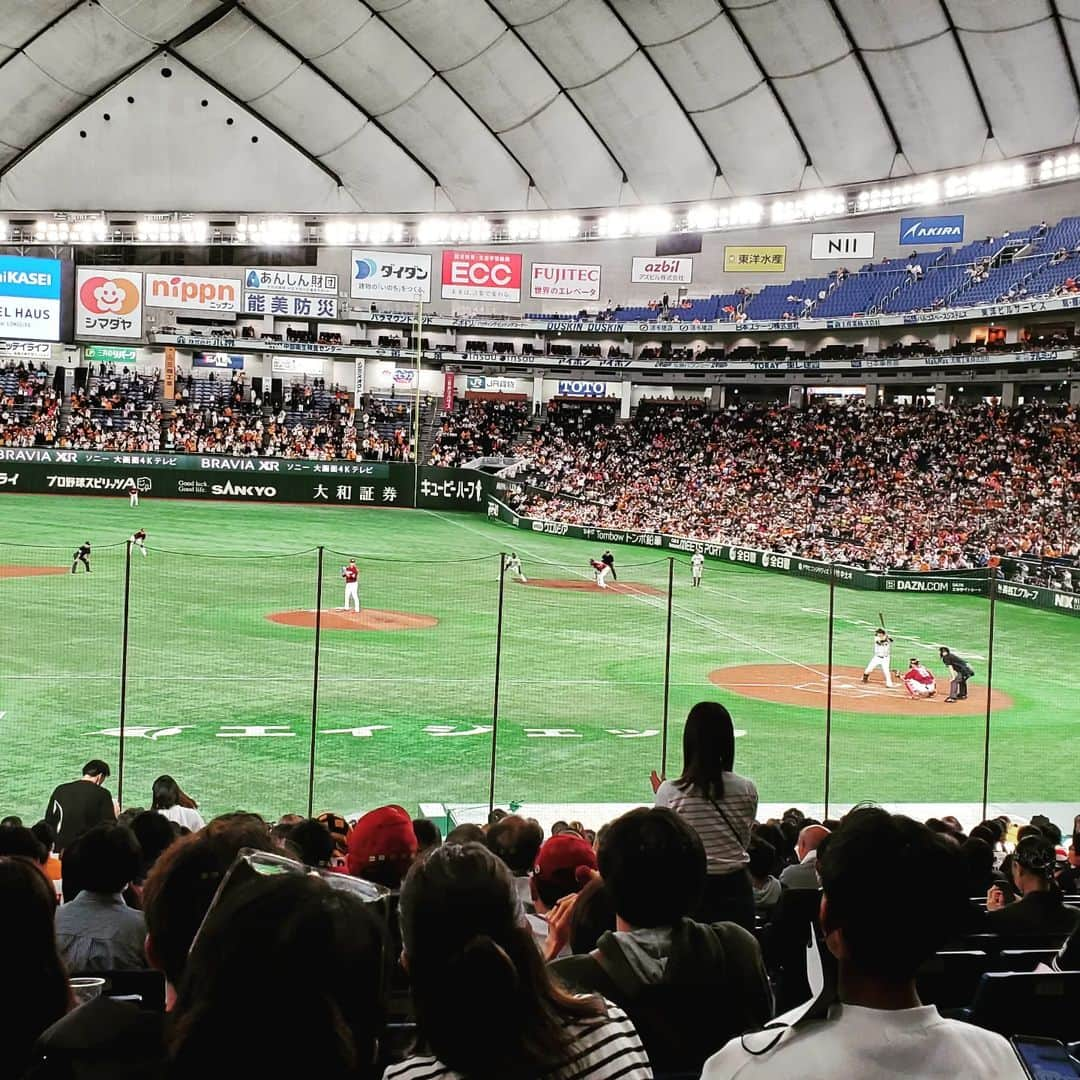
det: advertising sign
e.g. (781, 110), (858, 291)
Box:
(354, 358), (365, 398)
(442, 370), (455, 412)
(899, 215), (964, 244)
(270, 355), (324, 375)
(0, 340), (52, 359)
(145, 273), (240, 312)
(723, 247), (786, 273)
(192, 352), (244, 370)
(392, 367), (417, 387)
(557, 380), (608, 397)
(163, 346), (176, 400)
(466, 376), (518, 393)
(0, 255), (63, 342)
(530, 262), (601, 301)
(630, 257), (693, 284)
(441, 250), (522, 303)
(76, 269), (143, 339)
(244, 269), (338, 296)
(84, 345), (138, 363)
(811, 232), (875, 260)
(242, 292), (338, 318)
(351, 250), (431, 303)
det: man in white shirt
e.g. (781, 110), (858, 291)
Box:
(702, 808), (1025, 1079)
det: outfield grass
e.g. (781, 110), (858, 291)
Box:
(0, 493), (1077, 822)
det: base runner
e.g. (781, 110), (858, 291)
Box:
(129, 528), (148, 557)
(899, 657), (936, 698)
(341, 558), (360, 612)
(862, 628), (896, 687)
(503, 551), (527, 583)
(691, 551), (704, 587)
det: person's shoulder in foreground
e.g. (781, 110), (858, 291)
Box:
(384, 1000), (650, 1080)
(701, 1002), (1024, 1078)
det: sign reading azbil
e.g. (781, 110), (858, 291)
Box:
(441, 250), (522, 303)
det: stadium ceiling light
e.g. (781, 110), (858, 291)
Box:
(240, 216), (301, 245)
(597, 211), (629, 239)
(633, 206), (672, 235)
(538, 215), (580, 242)
(324, 220), (357, 245)
(363, 220), (403, 245)
(770, 190), (846, 225)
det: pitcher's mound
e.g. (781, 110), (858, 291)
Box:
(521, 579), (665, 597)
(0, 565), (69, 578)
(267, 609), (438, 632)
(708, 663), (1013, 716)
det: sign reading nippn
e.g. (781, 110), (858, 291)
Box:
(145, 273), (239, 312)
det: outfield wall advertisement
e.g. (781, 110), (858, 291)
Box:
(486, 498), (1080, 619)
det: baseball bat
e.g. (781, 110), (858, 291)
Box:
(878, 610), (886, 630)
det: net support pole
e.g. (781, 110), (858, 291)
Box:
(117, 539), (133, 809)
(660, 557), (674, 778)
(488, 554), (507, 814)
(307, 546), (324, 817)
(980, 570), (998, 819)
(823, 563), (836, 818)
(413, 300), (423, 491)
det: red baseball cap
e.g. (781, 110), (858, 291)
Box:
(533, 833), (597, 903)
(346, 805), (417, 885)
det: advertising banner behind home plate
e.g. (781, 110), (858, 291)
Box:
(76, 269), (143, 339)
(530, 262), (602, 301)
(630, 257), (693, 284)
(351, 249), (432, 303)
(441, 250), (522, 303)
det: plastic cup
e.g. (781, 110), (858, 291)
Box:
(69, 976), (106, 1007)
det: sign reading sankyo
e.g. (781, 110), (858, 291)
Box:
(811, 232), (875, 260)
(244, 269), (338, 296)
(0, 255), (63, 342)
(899, 215), (964, 244)
(351, 250), (431, 303)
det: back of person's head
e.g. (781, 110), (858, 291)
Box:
(31, 820), (56, 855)
(1030, 814), (1063, 845)
(0, 857), (71, 1068)
(142, 815), (276, 988)
(1013, 834), (1057, 884)
(979, 818), (1006, 843)
(0, 825), (47, 864)
(677, 701), (736, 800)
(169, 874), (385, 1079)
(151, 775), (181, 810)
(754, 821), (793, 867)
(818, 808), (967, 978)
(0, 814), (23, 828)
(400, 843), (600, 1076)
(82, 759), (110, 780)
(444, 822), (485, 845)
(287, 818), (336, 868)
(748, 836), (777, 881)
(411, 817), (442, 855)
(599, 808), (706, 928)
(76, 822), (141, 893)
(346, 805), (417, 888)
(130, 811), (178, 879)
(960, 837), (995, 894)
(485, 814), (543, 876)
(533, 832), (598, 909)
(970, 823), (997, 846)
(1016, 823), (1044, 844)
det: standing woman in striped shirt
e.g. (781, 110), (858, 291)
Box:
(651, 702), (757, 931)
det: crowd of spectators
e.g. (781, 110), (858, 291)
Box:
(2, 704), (1077, 1078)
(0, 361), (60, 446)
(513, 398), (1080, 573)
(61, 371), (161, 453)
(428, 398), (531, 466)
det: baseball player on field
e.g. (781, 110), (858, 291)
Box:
(341, 558), (360, 612)
(691, 551), (704, 587)
(129, 528), (148, 557)
(127, 480), (139, 508)
(590, 558), (612, 588)
(863, 628), (896, 687)
(899, 657), (936, 699)
(503, 551), (527, 583)
(71, 540), (92, 574)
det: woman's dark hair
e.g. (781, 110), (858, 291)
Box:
(151, 775), (181, 811)
(131, 812), (178, 882)
(400, 843), (602, 1076)
(568, 875), (617, 955)
(752, 822), (793, 870)
(168, 874), (385, 1079)
(674, 701), (736, 800)
(960, 837), (996, 896)
(0, 857), (72, 1070)
(286, 819), (336, 868)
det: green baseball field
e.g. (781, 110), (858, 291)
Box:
(0, 492), (1076, 824)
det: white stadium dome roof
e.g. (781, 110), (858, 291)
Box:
(1, 0), (1079, 213)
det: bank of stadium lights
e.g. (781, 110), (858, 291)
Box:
(770, 190), (847, 226)
(236, 216), (301, 245)
(1039, 151), (1080, 181)
(856, 179), (941, 213)
(943, 162), (1026, 199)
(596, 206), (673, 239)
(416, 216), (491, 245)
(136, 217), (208, 243)
(686, 200), (764, 231)
(507, 215), (581, 242)
(33, 216), (107, 243)
(323, 219), (404, 246)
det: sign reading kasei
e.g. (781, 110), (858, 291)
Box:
(244, 269), (338, 296)
(441, 250), (522, 303)
(631, 257), (692, 284)
(811, 233), (875, 260)
(0, 255), (63, 342)
(76, 269), (143, 339)
(530, 262), (601, 301)
(351, 250), (431, 303)
(145, 273), (240, 312)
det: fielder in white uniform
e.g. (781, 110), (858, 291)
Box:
(342, 558), (360, 612)
(590, 558), (612, 588)
(129, 528), (148, 557)
(127, 481), (139, 508)
(691, 552), (704, 587)
(863, 629), (896, 687)
(504, 552), (527, 583)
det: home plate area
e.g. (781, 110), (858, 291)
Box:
(708, 664), (1014, 716)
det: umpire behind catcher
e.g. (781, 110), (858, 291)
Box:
(939, 646), (975, 703)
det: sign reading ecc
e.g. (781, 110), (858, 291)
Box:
(441, 250), (522, 303)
